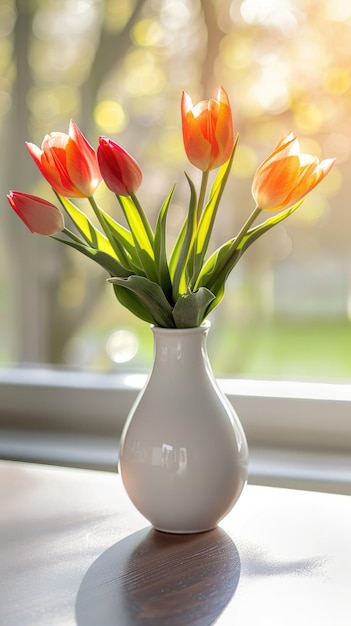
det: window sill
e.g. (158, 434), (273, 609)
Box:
(1, 428), (350, 495)
(1, 366), (350, 453)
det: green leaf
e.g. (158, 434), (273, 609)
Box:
(169, 218), (186, 280)
(195, 239), (240, 302)
(238, 200), (304, 254)
(97, 208), (144, 273)
(97, 208), (136, 255)
(111, 284), (156, 325)
(116, 195), (157, 281)
(196, 200), (304, 314)
(172, 287), (215, 328)
(55, 193), (115, 256)
(191, 138), (238, 284)
(171, 173), (198, 300)
(108, 275), (175, 327)
(51, 236), (133, 277)
(154, 185), (175, 302)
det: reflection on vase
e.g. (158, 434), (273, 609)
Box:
(131, 441), (188, 475)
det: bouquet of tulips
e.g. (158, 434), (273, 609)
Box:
(7, 88), (334, 328)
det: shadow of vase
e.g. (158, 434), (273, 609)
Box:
(75, 526), (241, 626)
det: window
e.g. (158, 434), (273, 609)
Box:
(2, 0), (349, 379)
(1, 1), (350, 490)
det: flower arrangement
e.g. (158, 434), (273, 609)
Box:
(7, 88), (335, 328)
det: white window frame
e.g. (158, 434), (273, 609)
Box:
(1, 367), (350, 493)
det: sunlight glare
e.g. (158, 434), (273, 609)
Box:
(249, 70), (290, 113)
(160, 0), (193, 30)
(323, 133), (351, 163)
(325, 0), (351, 21)
(240, 0), (298, 33)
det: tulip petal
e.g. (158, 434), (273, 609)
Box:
(252, 130), (335, 211)
(66, 120), (101, 196)
(252, 155), (300, 210)
(7, 191), (64, 235)
(182, 110), (213, 171)
(286, 158), (335, 206)
(26, 122), (102, 198)
(181, 87), (234, 171)
(180, 91), (193, 116)
(66, 138), (99, 197)
(212, 102), (234, 169)
(217, 86), (231, 107)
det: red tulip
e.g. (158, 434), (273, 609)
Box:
(26, 120), (102, 198)
(7, 191), (64, 235)
(252, 132), (335, 211)
(97, 137), (143, 196)
(181, 86), (234, 172)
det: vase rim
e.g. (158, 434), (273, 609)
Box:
(151, 320), (211, 334)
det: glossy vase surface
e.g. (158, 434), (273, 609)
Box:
(118, 322), (248, 533)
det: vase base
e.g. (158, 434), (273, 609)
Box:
(153, 524), (217, 535)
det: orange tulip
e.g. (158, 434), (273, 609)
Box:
(26, 120), (102, 198)
(181, 87), (234, 172)
(252, 132), (335, 211)
(7, 191), (64, 235)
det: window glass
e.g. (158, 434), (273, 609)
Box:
(1, 0), (349, 380)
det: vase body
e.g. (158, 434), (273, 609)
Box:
(118, 322), (248, 533)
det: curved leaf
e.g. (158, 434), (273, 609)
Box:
(196, 199), (304, 313)
(55, 193), (115, 256)
(172, 287), (215, 328)
(111, 284), (156, 325)
(108, 275), (175, 327)
(51, 236), (133, 277)
(98, 208), (140, 262)
(238, 200), (303, 254)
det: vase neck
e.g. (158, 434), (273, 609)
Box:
(151, 324), (211, 371)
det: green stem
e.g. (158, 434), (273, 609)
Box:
(60, 227), (85, 244)
(232, 206), (262, 252)
(88, 196), (131, 268)
(88, 195), (107, 230)
(196, 171), (209, 222)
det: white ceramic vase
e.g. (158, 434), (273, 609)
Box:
(118, 321), (248, 534)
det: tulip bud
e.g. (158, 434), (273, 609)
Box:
(97, 137), (143, 196)
(7, 191), (64, 235)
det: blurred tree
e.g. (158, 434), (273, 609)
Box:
(2, 0), (146, 363)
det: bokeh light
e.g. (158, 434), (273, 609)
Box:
(106, 330), (139, 364)
(94, 100), (127, 133)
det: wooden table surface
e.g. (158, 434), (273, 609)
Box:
(0, 459), (350, 625)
